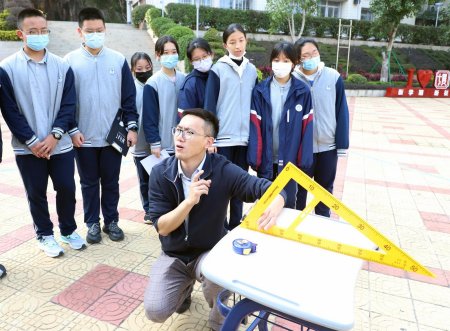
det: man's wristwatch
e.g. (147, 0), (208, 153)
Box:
(129, 127), (138, 132)
(52, 132), (62, 140)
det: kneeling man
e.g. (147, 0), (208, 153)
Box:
(143, 108), (285, 330)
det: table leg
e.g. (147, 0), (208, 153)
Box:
(220, 298), (269, 331)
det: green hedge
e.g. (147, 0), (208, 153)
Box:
(0, 30), (20, 41)
(159, 22), (178, 36)
(145, 7), (161, 24)
(165, 3), (450, 46)
(346, 73), (368, 84)
(166, 25), (194, 41)
(203, 28), (221, 43)
(132, 4), (153, 27)
(166, 3), (270, 33)
(150, 17), (174, 36)
(178, 34), (195, 61)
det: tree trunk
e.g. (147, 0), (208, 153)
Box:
(290, 12), (295, 42)
(297, 10), (306, 39)
(380, 24), (398, 82)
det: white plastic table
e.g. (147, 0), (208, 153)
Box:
(201, 208), (375, 331)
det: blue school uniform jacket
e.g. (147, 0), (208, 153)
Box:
(178, 69), (208, 111)
(248, 76), (314, 179)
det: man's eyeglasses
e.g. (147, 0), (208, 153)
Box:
(172, 127), (209, 140)
(24, 29), (50, 35)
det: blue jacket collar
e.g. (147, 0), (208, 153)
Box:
(255, 75), (310, 105)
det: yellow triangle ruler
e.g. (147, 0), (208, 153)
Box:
(241, 162), (434, 277)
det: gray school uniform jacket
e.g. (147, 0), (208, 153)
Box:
(204, 55), (257, 147)
(0, 49), (76, 155)
(64, 46), (138, 147)
(130, 79), (151, 157)
(293, 63), (349, 154)
(142, 70), (185, 153)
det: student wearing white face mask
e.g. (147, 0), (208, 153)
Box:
(292, 38), (349, 217)
(142, 35), (186, 159)
(204, 23), (257, 230)
(65, 8), (139, 244)
(178, 38), (214, 112)
(248, 41), (314, 209)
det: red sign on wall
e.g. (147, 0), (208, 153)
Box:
(434, 70), (450, 89)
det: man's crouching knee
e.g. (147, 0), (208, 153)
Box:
(144, 301), (173, 323)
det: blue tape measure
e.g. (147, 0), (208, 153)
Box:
(233, 239), (257, 255)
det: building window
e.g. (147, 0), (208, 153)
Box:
(235, 0), (249, 10)
(220, 0), (248, 10)
(318, 1), (340, 18)
(360, 8), (373, 21)
(178, 0), (211, 5)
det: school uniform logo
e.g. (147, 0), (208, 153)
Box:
(295, 104), (303, 112)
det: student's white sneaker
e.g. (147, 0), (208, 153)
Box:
(38, 235), (64, 257)
(60, 232), (87, 250)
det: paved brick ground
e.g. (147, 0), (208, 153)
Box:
(1, 22), (450, 331)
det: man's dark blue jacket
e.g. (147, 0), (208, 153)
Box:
(149, 152), (285, 264)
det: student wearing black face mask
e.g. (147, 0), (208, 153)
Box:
(130, 51), (153, 223)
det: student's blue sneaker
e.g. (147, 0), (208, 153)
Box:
(38, 235), (64, 258)
(60, 231), (87, 250)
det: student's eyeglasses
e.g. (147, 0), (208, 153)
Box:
(172, 127), (209, 140)
(23, 29), (50, 35)
(300, 49), (319, 61)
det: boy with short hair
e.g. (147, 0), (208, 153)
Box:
(65, 7), (138, 244)
(0, 9), (84, 257)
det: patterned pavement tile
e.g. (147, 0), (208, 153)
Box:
(122, 236), (161, 256)
(103, 249), (147, 271)
(110, 272), (148, 301)
(23, 272), (73, 300)
(414, 300), (450, 330)
(15, 302), (78, 330)
(65, 314), (117, 331)
(51, 256), (97, 280)
(368, 273), (411, 298)
(409, 280), (450, 307)
(0, 292), (48, 327)
(369, 314), (419, 331)
(368, 291), (416, 322)
(79, 244), (124, 264)
(84, 292), (141, 326)
(1, 240), (41, 263)
(78, 264), (128, 290)
(0, 259), (47, 291)
(52, 280), (106, 313)
(132, 255), (156, 276)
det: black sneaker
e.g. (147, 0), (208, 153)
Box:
(0, 264), (6, 279)
(176, 295), (191, 314)
(86, 223), (102, 244)
(143, 212), (153, 225)
(102, 221), (124, 241)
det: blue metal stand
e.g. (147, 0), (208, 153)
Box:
(217, 290), (336, 331)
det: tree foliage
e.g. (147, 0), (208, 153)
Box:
(266, 0), (317, 42)
(369, 0), (427, 82)
(0, 0), (128, 25)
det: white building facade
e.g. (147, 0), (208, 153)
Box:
(133, 0), (447, 25)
